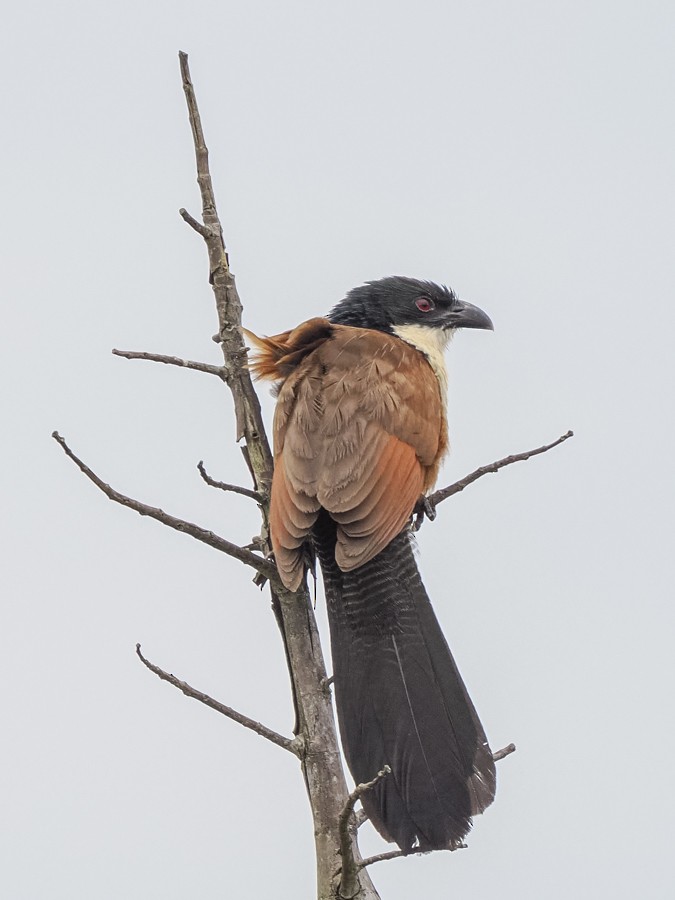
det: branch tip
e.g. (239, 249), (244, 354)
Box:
(179, 207), (213, 238)
(493, 742), (516, 761)
(112, 348), (225, 378)
(427, 429), (574, 512)
(197, 460), (262, 501)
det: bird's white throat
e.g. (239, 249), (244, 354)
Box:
(392, 324), (452, 408)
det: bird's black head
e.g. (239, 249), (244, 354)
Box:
(328, 276), (493, 334)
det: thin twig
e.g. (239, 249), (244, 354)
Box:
(493, 742), (516, 762)
(197, 460), (262, 501)
(358, 840), (465, 871)
(52, 431), (277, 582)
(112, 348), (226, 378)
(356, 843), (450, 872)
(362, 840), (465, 868)
(338, 767), (391, 899)
(179, 55), (224, 253)
(135, 644), (300, 755)
(359, 850), (405, 869)
(427, 430), (574, 511)
(179, 206), (214, 238)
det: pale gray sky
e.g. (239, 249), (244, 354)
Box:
(2, 1), (674, 898)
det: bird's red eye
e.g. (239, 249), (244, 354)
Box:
(415, 297), (434, 312)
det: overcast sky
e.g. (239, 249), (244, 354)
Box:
(2, 2), (674, 898)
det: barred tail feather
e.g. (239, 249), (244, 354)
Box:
(313, 512), (495, 851)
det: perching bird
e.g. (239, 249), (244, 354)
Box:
(247, 276), (496, 852)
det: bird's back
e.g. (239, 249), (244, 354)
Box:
(249, 318), (447, 589)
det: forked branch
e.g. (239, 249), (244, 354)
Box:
(178, 51), (272, 468)
(337, 767), (391, 899)
(51, 431), (276, 581)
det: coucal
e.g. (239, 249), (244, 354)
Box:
(248, 276), (495, 852)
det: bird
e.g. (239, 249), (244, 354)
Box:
(246, 275), (496, 853)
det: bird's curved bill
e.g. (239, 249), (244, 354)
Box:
(445, 300), (494, 331)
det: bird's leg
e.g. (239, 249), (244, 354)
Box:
(302, 543), (318, 607)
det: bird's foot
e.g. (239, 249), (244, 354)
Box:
(412, 495), (437, 531)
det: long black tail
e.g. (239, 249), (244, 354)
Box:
(313, 511), (495, 852)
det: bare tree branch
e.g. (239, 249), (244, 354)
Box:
(112, 348), (226, 378)
(338, 767), (391, 899)
(179, 206), (214, 238)
(361, 843), (465, 871)
(357, 839), (465, 872)
(493, 743), (517, 762)
(135, 644), (300, 755)
(427, 430), (574, 511)
(178, 51), (272, 475)
(197, 460), (262, 501)
(51, 431), (276, 581)
(359, 850), (412, 869)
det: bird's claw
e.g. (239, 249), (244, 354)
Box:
(412, 496), (437, 531)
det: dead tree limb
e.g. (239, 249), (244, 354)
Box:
(493, 743), (517, 762)
(337, 767), (391, 899)
(197, 460), (262, 501)
(359, 849), (430, 869)
(179, 206), (214, 238)
(112, 348), (227, 378)
(177, 51), (272, 473)
(427, 430), (574, 511)
(136, 644), (300, 755)
(358, 850), (406, 870)
(51, 431), (276, 581)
